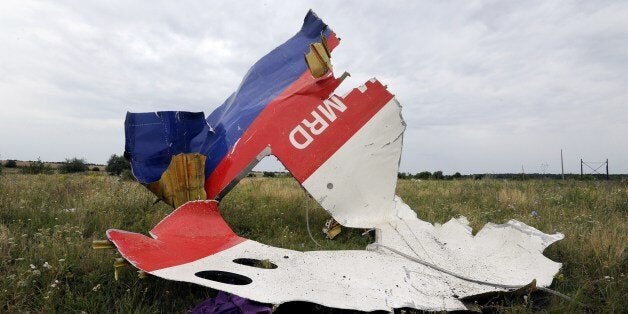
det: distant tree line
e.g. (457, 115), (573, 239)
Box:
(20, 158), (53, 174)
(397, 171), (462, 180)
(1, 154), (131, 176)
(3, 157), (624, 181)
(397, 171), (625, 181)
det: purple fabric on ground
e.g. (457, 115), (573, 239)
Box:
(190, 291), (272, 314)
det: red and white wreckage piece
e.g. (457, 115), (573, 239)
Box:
(102, 12), (564, 312)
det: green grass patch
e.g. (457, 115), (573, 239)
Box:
(0, 174), (625, 312)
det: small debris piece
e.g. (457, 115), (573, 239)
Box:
(113, 258), (130, 281)
(92, 239), (115, 250)
(322, 218), (342, 239)
(304, 35), (332, 78)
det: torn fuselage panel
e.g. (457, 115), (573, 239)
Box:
(106, 9), (566, 312)
(107, 200), (563, 312)
(124, 10), (339, 197)
(107, 201), (244, 272)
(205, 78), (402, 227)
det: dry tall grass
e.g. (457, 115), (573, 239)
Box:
(0, 174), (625, 312)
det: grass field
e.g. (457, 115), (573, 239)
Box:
(0, 173), (625, 313)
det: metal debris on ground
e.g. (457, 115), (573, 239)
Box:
(322, 218), (341, 239)
(96, 10), (566, 312)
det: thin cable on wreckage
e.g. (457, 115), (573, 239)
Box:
(305, 205), (321, 247)
(399, 218), (437, 264)
(371, 243), (583, 306)
(301, 201), (579, 305)
(390, 219), (458, 298)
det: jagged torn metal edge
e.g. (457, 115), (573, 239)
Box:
(108, 80), (564, 312)
(109, 10), (565, 312)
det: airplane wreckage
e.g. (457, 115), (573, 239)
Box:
(95, 11), (568, 312)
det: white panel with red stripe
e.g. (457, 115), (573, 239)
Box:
(107, 79), (564, 311)
(301, 86), (404, 228)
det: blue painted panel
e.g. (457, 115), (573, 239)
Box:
(125, 11), (330, 183)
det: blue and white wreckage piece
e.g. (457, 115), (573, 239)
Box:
(101, 10), (565, 312)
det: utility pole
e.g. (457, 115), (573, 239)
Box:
(580, 159), (583, 177)
(561, 149), (565, 180)
(606, 159), (609, 180)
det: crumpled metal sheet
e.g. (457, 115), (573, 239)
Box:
(105, 10), (565, 312)
(123, 10), (337, 189)
(107, 78), (564, 310)
(108, 198), (562, 312)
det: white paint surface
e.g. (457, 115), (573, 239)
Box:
(302, 97), (405, 228)
(152, 196), (563, 312)
(125, 81), (565, 311)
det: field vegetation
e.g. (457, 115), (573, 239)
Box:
(0, 173), (625, 312)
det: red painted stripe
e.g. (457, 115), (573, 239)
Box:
(205, 33), (341, 198)
(205, 29), (392, 199)
(107, 201), (245, 272)
(206, 77), (394, 199)
(105, 33), (395, 273)
(274, 80), (393, 182)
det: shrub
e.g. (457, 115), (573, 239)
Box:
(59, 158), (89, 173)
(432, 171), (444, 180)
(452, 172), (462, 179)
(262, 171), (276, 178)
(92, 167), (100, 171)
(120, 169), (135, 181)
(20, 158), (53, 174)
(106, 154), (130, 175)
(414, 171), (431, 179)
(4, 160), (17, 168)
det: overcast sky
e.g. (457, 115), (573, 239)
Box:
(1, 0), (626, 174)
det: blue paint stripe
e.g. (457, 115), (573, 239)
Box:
(124, 111), (211, 183)
(125, 11), (330, 183)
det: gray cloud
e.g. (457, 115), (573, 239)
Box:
(1, 0), (626, 174)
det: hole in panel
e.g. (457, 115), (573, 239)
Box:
(233, 258), (278, 269)
(194, 270), (252, 285)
